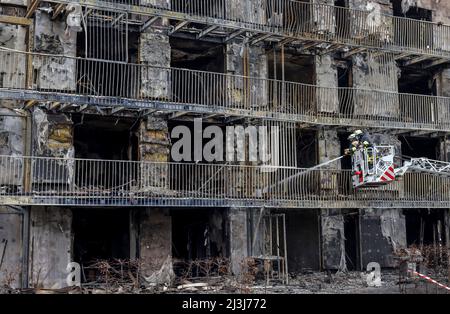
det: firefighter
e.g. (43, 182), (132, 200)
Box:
(348, 133), (356, 141)
(354, 129), (363, 140)
(345, 133), (359, 155)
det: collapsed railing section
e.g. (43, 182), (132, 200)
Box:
(1, 155), (450, 207)
(46, 0), (450, 58)
(1, 49), (450, 130)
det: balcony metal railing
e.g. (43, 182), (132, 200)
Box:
(1, 49), (450, 131)
(44, 0), (450, 58)
(1, 155), (450, 208)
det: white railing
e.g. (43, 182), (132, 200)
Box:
(1, 49), (450, 131)
(1, 155), (450, 208)
(42, 0), (450, 58)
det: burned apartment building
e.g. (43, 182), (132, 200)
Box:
(0, 0), (450, 290)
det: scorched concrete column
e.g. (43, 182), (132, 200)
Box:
(228, 207), (249, 276)
(28, 206), (72, 289)
(138, 208), (173, 286)
(139, 27), (171, 100)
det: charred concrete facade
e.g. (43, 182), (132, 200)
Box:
(0, 0), (450, 290)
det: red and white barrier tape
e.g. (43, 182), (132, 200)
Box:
(408, 269), (450, 291)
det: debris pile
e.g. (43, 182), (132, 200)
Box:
(174, 257), (231, 280)
(395, 245), (449, 294)
(252, 270), (399, 294)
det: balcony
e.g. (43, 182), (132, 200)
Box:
(1, 49), (450, 132)
(1, 155), (450, 208)
(38, 0), (450, 61)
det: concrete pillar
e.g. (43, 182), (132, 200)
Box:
(348, 0), (393, 43)
(318, 129), (346, 270)
(28, 207), (72, 289)
(0, 206), (24, 289)
(318, 129), (341, 165)
(226, 41), (268, 110)
(33, 10), (77, 91)
(138, 208), (173, 285)
(321, 209), (346, 271)
(312, 0), (336, 34)
(140, 0), (169, 8)
(436, 69), (450, 125)
(139, 115), (170, 189)
(352, 52), (400, 118)
(139, 115), (170, 162)
(315, 55), (339, 113)
(318, 128), (340, 192)
(440, 135), (450, 162)
(139, 29), (171, 99)
(228, 207), (248, 275)
(226, 0), (265, 25)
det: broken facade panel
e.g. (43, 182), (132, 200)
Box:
(32, 108), (73, 160)
(33, 11), (77, 91)
(360, 208), (406, 268)
(0, 109), (25, 188)
(0, 206), (24, 288)
(0, 21), (27, 89)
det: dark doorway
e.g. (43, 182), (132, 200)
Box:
(296, 129), (317, 168)
(339, 132), (352, 170)
(73, 114), (139, 161)
(284, 210), (321, 273)
(391, 1), (433, 50)
(170, 38), (224, 72)
(404, 209), (447, 247)
(335, 0), (351, 38)
(398, 68), (436, 95)
(398, 69), (437, 125)
(76, 26), (140, 98)
(343, 210), (360, 271)
(170, 38), (225, 107)
(337, 63), (354, 115)
(392, 1), (432, 21)
(171, 208), (228, 277)
(73, 208), (130, 265)
(400, 136), (439, 160)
